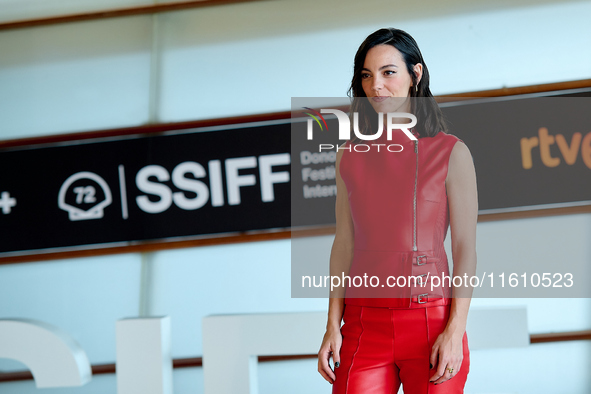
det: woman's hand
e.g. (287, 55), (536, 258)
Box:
(318, 326), (342, 384)
(429, 328), (464, 385)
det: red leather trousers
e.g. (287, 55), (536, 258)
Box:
(332, 302), (469, 394)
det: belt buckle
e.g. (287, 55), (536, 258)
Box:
(417, 293), (428, 304)
(416, 255), (427, 265)
(416, 273), (428, 286)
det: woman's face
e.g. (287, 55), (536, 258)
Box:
(360, 44), (419, 113)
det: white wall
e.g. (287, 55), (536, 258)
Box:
(1, 0), (590, 139)
(0, 0), (590, 393)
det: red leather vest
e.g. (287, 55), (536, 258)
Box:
(339, 129), (461, 308)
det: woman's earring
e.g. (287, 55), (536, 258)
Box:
(415, 84), (418, 93)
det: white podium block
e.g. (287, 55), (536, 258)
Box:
(466, 306), (530, 350)
(0, 318), (91, 388)
(116, 316), (173, 394)
(203, 312), (326, 394)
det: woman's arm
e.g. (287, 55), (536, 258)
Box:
(430, 140), (478, 385)
(318, 147), (355, 384)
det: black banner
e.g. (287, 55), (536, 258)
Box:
(443, 94), (591, 212)
(1, 91), (590, 256)
(0, 124), (291, 255)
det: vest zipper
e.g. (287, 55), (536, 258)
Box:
(413, 139), (418, 251)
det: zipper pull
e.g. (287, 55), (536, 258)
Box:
(414, 139), (418, 153)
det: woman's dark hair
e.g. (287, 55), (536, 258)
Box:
(348, 28), (447, 138)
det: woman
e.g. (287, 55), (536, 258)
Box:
(317, 28), (478, 393)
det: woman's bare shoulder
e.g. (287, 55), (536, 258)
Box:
(447, 139), (476, 185)
(449, 140), (473, 164)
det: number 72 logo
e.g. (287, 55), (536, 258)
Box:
(58, 172), (112, 221)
